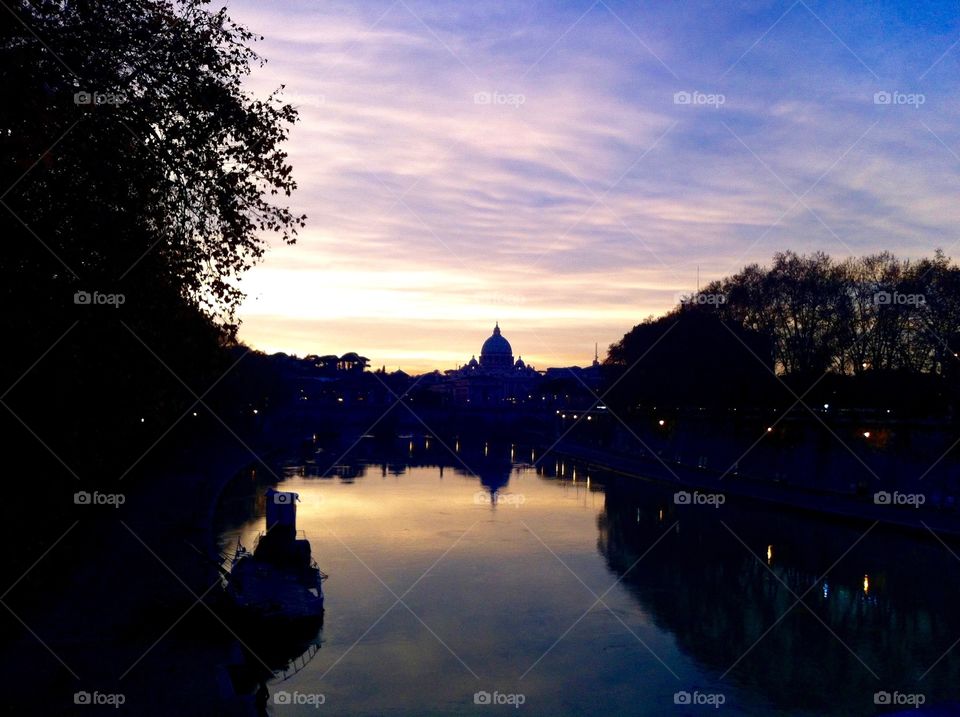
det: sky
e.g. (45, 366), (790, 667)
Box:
(226, 0), (960, 374)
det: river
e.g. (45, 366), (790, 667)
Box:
(214, 435), (960, 716)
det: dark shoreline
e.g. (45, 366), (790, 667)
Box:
(548, 440), (960, 539)
(0, 407), (318, 716)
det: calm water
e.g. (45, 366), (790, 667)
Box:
(215, 437), (960, 716)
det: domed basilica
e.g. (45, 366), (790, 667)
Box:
(479, 323), (513, 370)
(446, 323), (541, 405)
(456, 322), (535, 375)
(460, 323), (539, 376)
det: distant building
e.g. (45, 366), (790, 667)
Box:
(478, 323), (514, 371)
(543, 344), (603, 392)
(336, 352), (369, 373)
(309, 352), (370, 376)
(444, 323), (542, 405)
(299, 326), (603, 411)
(296, 351), (376, 406)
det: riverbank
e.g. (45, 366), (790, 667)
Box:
(549, 439), (960, 538)
(0, 404), (320, 716)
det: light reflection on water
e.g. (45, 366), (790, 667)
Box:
(215, 438), (960, 716)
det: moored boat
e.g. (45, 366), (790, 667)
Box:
(226, 488), (326, 627)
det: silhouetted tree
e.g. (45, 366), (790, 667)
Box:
(605, 307), (779, 410)
(606, 252), (960, 415)
(1, 1), (304, 477)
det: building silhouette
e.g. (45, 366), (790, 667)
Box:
(442, 323), (541, 405)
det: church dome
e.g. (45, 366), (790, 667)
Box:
(481, 323), (512, 357)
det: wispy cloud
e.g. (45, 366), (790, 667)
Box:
(228, 0), (960, 372)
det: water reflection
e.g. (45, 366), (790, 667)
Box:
(291, 435), (517, 500)
(597, 477), (960, 714)
(230, 618), (325, 701)
(214, 437), (960, 715)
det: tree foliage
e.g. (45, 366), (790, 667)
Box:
(703, 251), (960, 377)
(0, 0), (304, 477)
(2, 0), (304, 327)
(607, 252), (960, 413)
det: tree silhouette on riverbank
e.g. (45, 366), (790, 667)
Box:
(607, 252), (960, 416)
(1, 1), (304, 485)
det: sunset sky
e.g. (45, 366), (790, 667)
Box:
(228, 0), (960, 374)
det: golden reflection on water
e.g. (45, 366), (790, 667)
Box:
(231, 466), (611, 561)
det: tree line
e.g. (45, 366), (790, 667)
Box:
(701, 250), (960, 377)
(606, 251), (960, 413)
